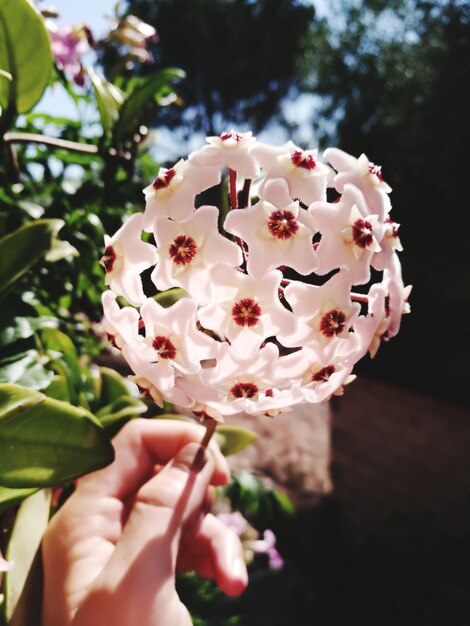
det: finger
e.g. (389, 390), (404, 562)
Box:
(179, 513), (248, 597)
(93, 442), (216, 589)
(76, 418), (229, 500)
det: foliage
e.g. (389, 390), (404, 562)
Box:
(122, 0), (318, 137)
(0, 2), (191, 623)
(304, 0), (470, 404)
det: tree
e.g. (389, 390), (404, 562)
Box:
(121, 0), (318, 137)
(307, 0), (470, 405)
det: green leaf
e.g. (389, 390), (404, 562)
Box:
(42, 375), (70, 403)
(0, 219), (64, 302)
(97, 367), (134, 406)
(215, 425), (257, 456)
(87, 66), (125, 139)
(4, 489), (51, 626)
(0, 0), (53, 114)
(41, 328), (81, 399)
(113, 68), (185, 145)
(0, 485), (37, 514)
(0, 316), (58, 348)
(97, 395), (147, 428)
(0, 383), (114, 488)
(0, 351), (54, 391)
(270, 489), (295, 516)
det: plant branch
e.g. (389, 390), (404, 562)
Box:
(3, 132), (99, 154)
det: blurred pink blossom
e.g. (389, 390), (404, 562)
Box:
(47, 21), (90, 86)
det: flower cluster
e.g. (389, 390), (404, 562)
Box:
(100, 131), (410, 421)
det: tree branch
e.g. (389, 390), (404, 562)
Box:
(3, 132), (99, 154)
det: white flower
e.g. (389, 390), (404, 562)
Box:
(198, 264), (296, 357)
(324, 147), (392, 220)
(310, 184), (383, 285)
(253, 140), (332, 204)
(190, 130), (259, 178)
(142, 159), (221, 228)
(224, 178), (319, 280)
(151, 205), (242, 303)
(100, 213), (157, 307)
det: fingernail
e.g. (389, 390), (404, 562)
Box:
(232, 556), (248, 585)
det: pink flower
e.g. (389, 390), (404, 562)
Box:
(100, 213), (157, 307)
(47, 21), (89, 86)
(151, 205), (242, 303)
(224, 178), (319, 280)
(253, 140), (332, 205)
(280, 269), (360, 349)
(324, 147), (392, 220)
(310, 184), (383, 285)
(101, 290), (140, 349)
(190, 130), (259, 178)
(142, 159), (221, 229)
(250, 529), (284, 570)
(198, 264), (296, 357)
(140, 297), (218, 376)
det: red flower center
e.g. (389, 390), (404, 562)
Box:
(320, 309), (347, 337)
(152, 168), (176, 190)
(136, 383), (153, 399)
(230, 382), (259, 399)
(368, 162), (384, 182)
(291, 150), (316, 170)
(169, 235), (198, 266)
(267, 210), (299, 239)
(312, 365), (336, 382)
(101, 245), (116, 273)
(232, 298), (262, 327)
(352, 218), (374, 249)
(220, 131), (242, 142)
(152, 335), (177, 359)
(106, 332), (119, 349)
(385, 217), (399, 238)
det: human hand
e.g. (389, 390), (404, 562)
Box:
(41, 419), (248, 626)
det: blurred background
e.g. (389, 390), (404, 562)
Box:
(10, 0), (470, 623)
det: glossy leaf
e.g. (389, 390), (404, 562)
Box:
(215, 425), (257, 456)
(0, 485), (37, 514)
(0, 383), (114, 488)
(42, 328), (81, 403)
(0, 316), (58, 348)
(0, 219), (64, 302)
(4, 489), (51, 625)
(0, 350), (54, 391)
(113, 68), (185, 144)
(43, 375), (70, 403)
(88, 66), (125, 139)
(97, 367), (134, 406)
(97, 395), (147, 428)
(0, 0), (53, 114)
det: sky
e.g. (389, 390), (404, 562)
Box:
(36, 0), (325, 161)
(36, 0), (117, 118)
